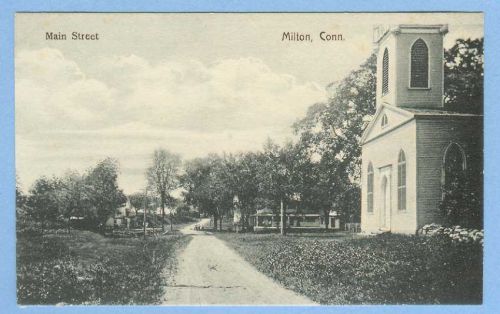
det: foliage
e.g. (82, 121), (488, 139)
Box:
(444, 38), (484, 114)
(439, 154), (483, 228)
(287, 37), (483, 224)
(181, 143), (310, 231)
(16, 176), (33, 233)
(146, 149), (182, 230)
(56, 170), (88, 232)
(219, 233), (482, 304)
(16, 175), (27, 212)
(174, 202), (192, 217)
(292, 54), (376, 224)
(232, 152), (265, 228)
(419, 223), (483, 245)
(85, 158), (127, 226)
(440, 183), (482, 228)
(295, 53), (376, 181)
(128, 191), (147, 215)
(19, 158), (127, 234)
(257, 139), (304, 211)
(181, 154), (235, 230)
(18, 37), (483, 235)
(26, 176), (62, 234)
(17, 231), (190, 304)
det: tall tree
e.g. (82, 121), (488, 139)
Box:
(294, 54), (377, 224)
(129, 191), (147, 216)
(181, 156), (218, 228)
(209, 155), (235, 230)
(256, 139), (304, 234)
(85, 158), (126, 228)
(444, 38), (484, 114)
(57, 170), (86, 233)
(26, 176), (60, 234)
(181, 154), (237, 231)
(16, 175), (27, 219)
(230, 152), (261, 230)
(300, 151), (351, 229)
(147, 149), (181, 231)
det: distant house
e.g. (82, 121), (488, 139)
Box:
(360, 25), (482, 234)
(69, 215), (86, 229)
(250, 207), (340, 231)
(104, 198), (138, 230)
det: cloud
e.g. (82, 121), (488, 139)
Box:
(17, 49), (325, 133)
(15, 48), (326, 192)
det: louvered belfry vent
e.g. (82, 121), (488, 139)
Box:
(382, 48), (389, 95)
(410, 39), (429, 88)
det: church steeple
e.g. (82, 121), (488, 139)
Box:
(373, 24), (448, 109)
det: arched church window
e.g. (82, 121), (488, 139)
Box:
(397, 150), (406, 210)
(381, 114), (388, 128)
(410, 39), (429, 88)
(367, 163), (374, 213)
(382, 48), (389, 95)
(443, 143), (466, 190)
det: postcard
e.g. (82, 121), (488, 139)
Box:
(10, 10), (489, 309)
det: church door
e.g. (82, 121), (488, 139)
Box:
(380, 172), (392, 230)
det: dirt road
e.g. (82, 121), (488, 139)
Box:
(162, 219), (316, 305)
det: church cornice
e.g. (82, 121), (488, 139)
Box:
(360, 103), (414, 145)
(360, 104), (482, 146)
(373, 24), (448, 50)
(361, 116), (415, 146)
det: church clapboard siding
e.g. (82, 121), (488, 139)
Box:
(416, 117), (483, 229)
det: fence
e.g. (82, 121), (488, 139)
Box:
(344, 223), (361, 233)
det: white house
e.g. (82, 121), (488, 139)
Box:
(360, 25), (482, 234)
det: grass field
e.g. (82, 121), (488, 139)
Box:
(17, 230), (191, 305)
(217, 232), (483, 305)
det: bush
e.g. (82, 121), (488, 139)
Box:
(219, 233), (483, 304)
(439, 168), (482, 229)
(17, 257), (94, 304)
(419, 223), (483, 245)
(17, 233), (187, 304)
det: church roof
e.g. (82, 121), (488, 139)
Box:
(360, 103), (482, 145)
(401, 107), (482, 118)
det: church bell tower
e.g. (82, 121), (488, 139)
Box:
(373, 24), (448, 109)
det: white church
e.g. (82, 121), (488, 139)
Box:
(360, 25), (483, 234)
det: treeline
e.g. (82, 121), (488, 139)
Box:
(180, 38), (483, 230)
(181, 141), (362, 231)
(16, 38), (483, 234)
(181, 54), (377, 230)
(16, 158), (126, 234)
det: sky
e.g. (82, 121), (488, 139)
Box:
(15, 13), (483, 194)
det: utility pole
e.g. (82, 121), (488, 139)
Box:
(170, 211), (173, 231)
(280, 198), (286, 235)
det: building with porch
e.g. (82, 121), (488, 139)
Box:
(251, 207), (340, 232)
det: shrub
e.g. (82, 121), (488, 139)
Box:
(17, 233), (187, 304)
(17, 257), (94, 304)
(439, 165), (482, 229)
(219, 233), (483, 304)
(419, 223), (484, 245)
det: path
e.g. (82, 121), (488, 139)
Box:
(162, 218), (316, 305)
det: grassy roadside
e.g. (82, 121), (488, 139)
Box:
(217, 232), (482, 305)
(17, 230), (191, 305)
